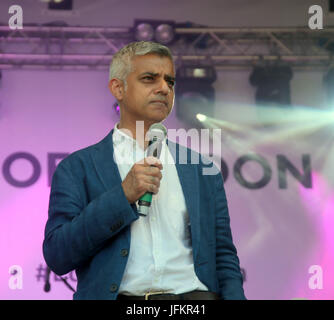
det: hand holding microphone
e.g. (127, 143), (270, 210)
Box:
(121, 123), (167, 215)
(121, 156), (163, 204)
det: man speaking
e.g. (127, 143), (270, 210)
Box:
(43, 41), (246, 300)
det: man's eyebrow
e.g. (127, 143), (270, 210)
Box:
(139, 72), (158, 77)
(139, 72), (175, 81)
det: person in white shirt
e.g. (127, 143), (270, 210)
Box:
(43, 41), (246, 300)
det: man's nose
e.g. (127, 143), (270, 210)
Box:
(155, 79), (171, 95)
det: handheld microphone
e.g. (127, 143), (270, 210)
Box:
(138, 123), (167, 216)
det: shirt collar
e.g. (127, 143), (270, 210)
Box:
(113, 122), (167, 149)
(112, 122), (137, 146)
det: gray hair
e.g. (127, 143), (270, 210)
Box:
(109, 41), (174, 90)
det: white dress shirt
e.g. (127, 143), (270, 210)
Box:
(112, 123), (208, 295)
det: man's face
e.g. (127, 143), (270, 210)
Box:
(117, 53), (175, 126)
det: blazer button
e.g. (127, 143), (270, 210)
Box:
(121, 249), (128, 257)
(110, 284), (118, 292)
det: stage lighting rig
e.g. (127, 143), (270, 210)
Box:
(249, 65), (293, 107)
(175, 66), (216, 127)
(133, 19), (175, 45)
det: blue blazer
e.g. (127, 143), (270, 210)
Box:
(43, 129), (246, 300)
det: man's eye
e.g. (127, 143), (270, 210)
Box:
(143, 76), (154, 80)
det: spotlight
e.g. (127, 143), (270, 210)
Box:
(196, 114), (207, 122)
(178, 66), (216, 81)
(175, 66), (216, 127)
(48, 0), (72, 10)
(330, 0), (334, 12)
(133, 20), (175, 44)
(249, 65), (293, 106)
(134, 23), (154, 42)
(155, 24), (175, 45)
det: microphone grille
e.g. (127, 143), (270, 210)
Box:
(148, 123), (167, 139)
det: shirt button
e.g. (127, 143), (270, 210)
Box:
(110, 284), (118, 292)
(121, 249), (128, 257)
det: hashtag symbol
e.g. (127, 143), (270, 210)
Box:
(36, 264), (46, 282)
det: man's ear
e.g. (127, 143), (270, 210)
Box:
(108, 78), (124, 101)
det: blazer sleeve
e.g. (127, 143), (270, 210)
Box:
(42, 159), (139, 276)
(214, 171), (246, 300)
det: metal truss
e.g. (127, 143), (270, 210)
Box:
(1, 24), (334, 70)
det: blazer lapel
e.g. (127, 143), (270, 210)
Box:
(167, 139), (201, 263)
(90, 128), (135, 246)
(90, 129), (122, 191)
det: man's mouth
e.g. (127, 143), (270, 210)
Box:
(150, 100), (168, 107)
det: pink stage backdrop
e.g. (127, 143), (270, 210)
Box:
(0, 69), (333, 299)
